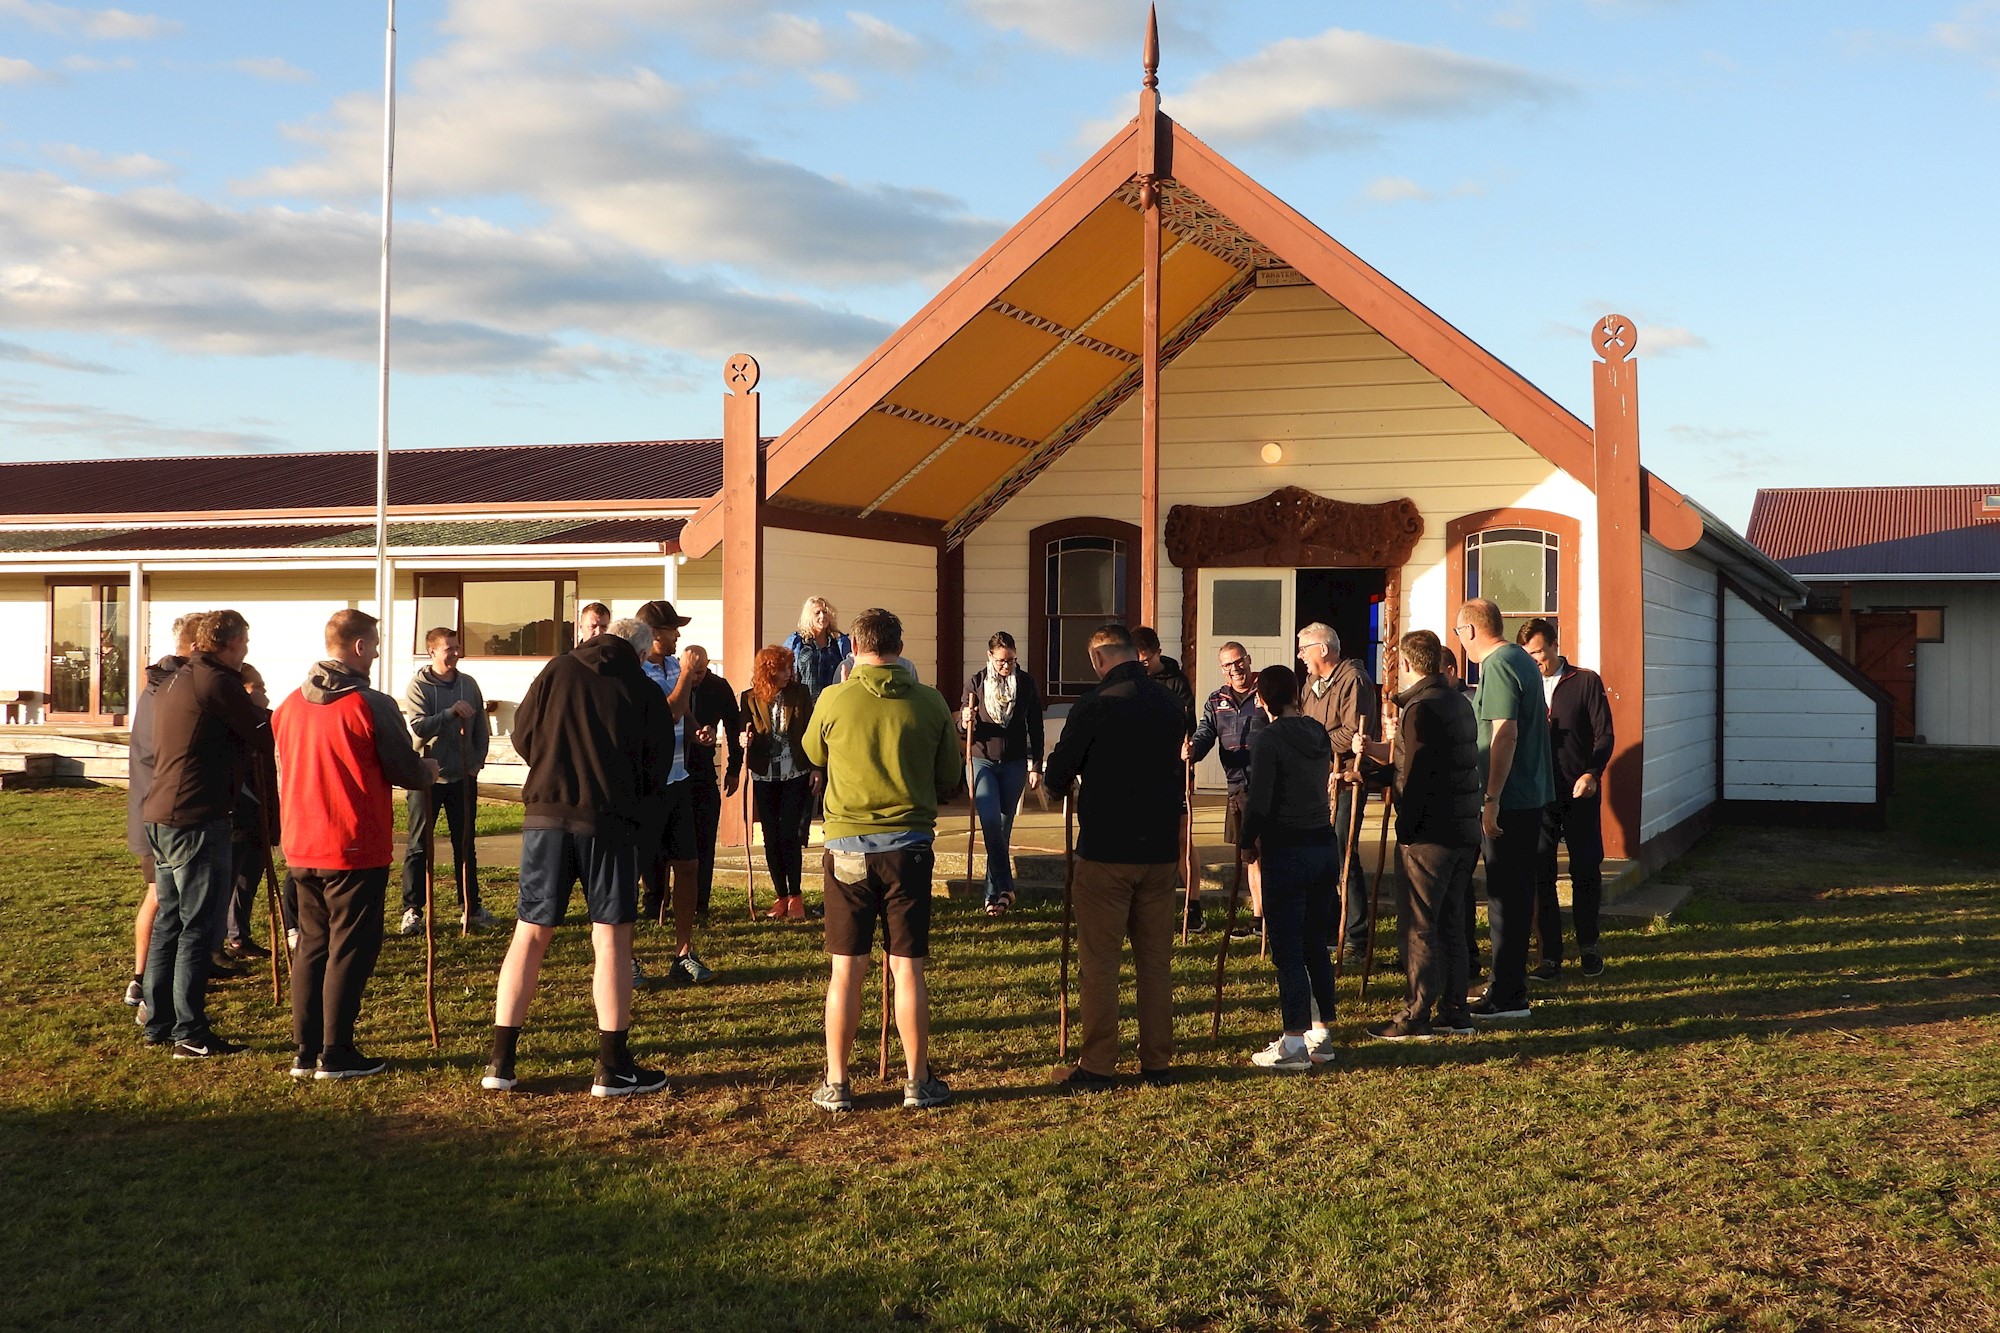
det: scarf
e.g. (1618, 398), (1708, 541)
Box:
(981, 669), (1017, 728)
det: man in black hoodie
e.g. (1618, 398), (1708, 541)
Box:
(140, 609), (267, 1058)
(1355, 630), (1482, 1040)
(1043, 624), (1187, 1091)
(1133, 627), (1196, 733)
(1519, 618), (1614, 979)
(482, 618), (674, 1097)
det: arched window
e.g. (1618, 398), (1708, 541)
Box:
(1444, 508), (1581, 671)
(1028, 517), (1141, 701)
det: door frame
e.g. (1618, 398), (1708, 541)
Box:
(44, 577), (130, 725)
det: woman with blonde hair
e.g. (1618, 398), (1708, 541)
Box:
(786, 597), (849, 700)
(740, 645), (820, 919)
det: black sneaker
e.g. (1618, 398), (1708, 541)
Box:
(223, 938), (270, 961)
(315, 1047), (388, 1081)
(590, 1063), (668, 1098)
(1434, 1010), (1478, 1036)
(206, 957), (248, 980)
(1366, 1018), (1436, 1042)
(290, 1050), (319, 1079)
(171, 1034), (245, 1059)
(1184, 905), (1208, 934)
(1468, 996), (1530, 1020)
(481, 1061), (518, 1092)
(1529, 960), (1561, 983)
(1579, 950), (1604, 978)
(1056, 1064), (1117, 1095)
(1229, 916), (1263, 940)
(122, 977), (143, 1007)
(1139, 1067), (1174, 1088)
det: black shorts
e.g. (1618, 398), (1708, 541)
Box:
(517, 828), (638, 927)
(822, 844), (934, 959)
(659, 780), (697, 863)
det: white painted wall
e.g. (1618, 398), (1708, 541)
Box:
(961, 283), (1599, 710)
(0, 575), (49, 705)
(148, 570), (373, 714)
(763, 528), (938, 682)
(1825, 580), (2000, 748)
(1723, 587), (1879, 802)
(1640, 539), (1719, 840)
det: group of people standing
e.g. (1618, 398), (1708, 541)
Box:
(118, 581), (1611, 1108)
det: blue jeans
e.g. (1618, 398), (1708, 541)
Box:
(1260, 839), (1339, 1032)
(143, 819), (234, 1042)
(971, 757), (1029, 903)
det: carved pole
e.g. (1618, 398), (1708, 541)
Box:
(1592, 316), (1645, 863)
(1137, 6), (1165, 628)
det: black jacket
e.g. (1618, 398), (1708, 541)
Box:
(741, 682), (816, 779)
(141, 653), (268, 829)
(959, 668), (1045, 767)
(1391, 673), (1482, 849)
(1546, 660), (1614, 789)
(127, 654), (184, 856)
(1237, 715), (1334, 850)
(1042, 660), (1186, 865)
(512, 634), (671, 841)
(681, 671), (744, 787)
(1150, 655), (1197, 735)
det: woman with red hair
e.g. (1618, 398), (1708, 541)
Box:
(739, 645), (819, 919)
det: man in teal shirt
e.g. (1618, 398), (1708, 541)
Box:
(1455, 597), (1553, 1019)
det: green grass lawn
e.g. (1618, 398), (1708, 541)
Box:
(2, 756), (1996, 1332)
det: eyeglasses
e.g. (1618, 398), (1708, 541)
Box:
(1296, 641), (1328, 655)
(990, 655), (1017, 666)
(1452, 624), (1475, 639)
(1219, 658), (1251, 674)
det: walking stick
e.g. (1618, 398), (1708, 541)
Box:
(878, 961), (892, 1082)
(249, 755), (284, 1007)
(422, 790), (440, 1050)
(1332, 729), (1370, 981)
(458, 719), (476, 937)
(1358, 786), (1396, 1003)
(1211, 842), (1247, 1037)
(742, 775), (756, 921)
(1058, 790), (1075, 1061)
(1179, 761), (1196, 945)
(964, 691), (979, 896)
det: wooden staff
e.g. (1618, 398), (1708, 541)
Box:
(1331, 766), (1368, 981)
(1210, 842), (1247, 1038)
(1179, 761), (1196, 944)
(458, 719), (476, 937)
(742, 772), (757, 921)
(877, 960), (892, 1081)
(1358, 786), (1397, 1003)
(1058, 789), (1075, 1060)
(422, 788), (440, 1049)
(249, 754), (284, 1007)
(964, 690), (979, 894)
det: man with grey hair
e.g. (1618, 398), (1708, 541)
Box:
(1296, 621), (1378, 960)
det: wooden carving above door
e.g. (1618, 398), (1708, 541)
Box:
(1164, 486), (1424, 569)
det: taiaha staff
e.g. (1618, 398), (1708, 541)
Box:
(458, 717), (475, 937)
(963, 690), (978, 896)
(877, 959), (892, 1082)
(1179, 760), (1196, 945)
(1358, 705), (1399, 1004)
(1058, 788), (1076, 1060)
(1332, 728), (1369, 981)
(422, 787), (439, 1049)
(249, 754), (284, 1007)
(741, 768), (756, 921)
(1211, 841), (1247, 1037)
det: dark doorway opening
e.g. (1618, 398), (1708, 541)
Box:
(1295, 568), (1387, 682)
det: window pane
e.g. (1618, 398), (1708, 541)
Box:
(464, 579), (563, 656)
(1055, 548), (1117, 618)
(415, 576), (460, 655)
(1211, 578), (1283, 638)
(100, 584), (128, 713)
(1056, 619), (1098, 689)
(1473, 539), (1549, 619)
(49, 585), (92, 713)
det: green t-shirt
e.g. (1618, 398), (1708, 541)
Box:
(1474, 641), (1555, 811)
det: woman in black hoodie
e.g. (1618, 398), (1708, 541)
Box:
(1236, 664), (1338, 1072)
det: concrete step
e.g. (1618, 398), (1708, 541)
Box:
(0, 732), (130, 759)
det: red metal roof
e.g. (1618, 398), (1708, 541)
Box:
(0, 439), (733, 517)
(1745, 485), (2000, 562)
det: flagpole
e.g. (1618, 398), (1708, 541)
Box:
(372, 0), (398, 688)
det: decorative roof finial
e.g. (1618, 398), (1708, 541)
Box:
(1143, 4), (1159, 91)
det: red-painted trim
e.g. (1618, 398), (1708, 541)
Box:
(1028, 516), (1143, 703)
(1441, 508), (1582, 677)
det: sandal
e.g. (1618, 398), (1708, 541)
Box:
(985, 890), (1016, 917)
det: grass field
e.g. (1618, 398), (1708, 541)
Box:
(2, 751), (1996, 1331)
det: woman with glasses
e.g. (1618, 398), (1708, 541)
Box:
(959, 631), (1044, 916)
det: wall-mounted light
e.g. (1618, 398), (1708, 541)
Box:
(1260, 442), (1284, 465)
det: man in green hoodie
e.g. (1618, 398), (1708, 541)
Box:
(801, 607), (961, 1113)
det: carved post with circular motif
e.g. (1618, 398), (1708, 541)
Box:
(1592, 315), (1645, 863)
(720, 352), (762, 850)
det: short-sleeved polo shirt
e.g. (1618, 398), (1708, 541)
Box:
(1474, 641), (1554, 811)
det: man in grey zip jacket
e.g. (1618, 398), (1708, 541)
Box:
(400, 628), (492, 932)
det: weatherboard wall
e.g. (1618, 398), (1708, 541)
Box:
(1639, 538), (1719, 841)
(1722, 588), (1880, 801)
(1828, 580), (2000, 748)
(763, 528), (938, 682)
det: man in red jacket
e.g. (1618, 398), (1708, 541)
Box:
(274, 609), (437, 1080)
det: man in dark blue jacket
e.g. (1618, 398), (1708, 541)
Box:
(1519, 618), (1614, 979)
(1044, 624), (1187, 1092)
(1186, 642), (1267, 935)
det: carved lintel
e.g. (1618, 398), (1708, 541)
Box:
(1164, 486), (1424, 570)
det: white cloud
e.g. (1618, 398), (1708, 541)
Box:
(0, 385), (281, 454)
(230, 55), (312, 84)
(241, 21), (1001, 288)
(44, 142), (175, 179)
(0, 0), (179, 39)
(59, 53), (134, 70)
(0, 336), (116, 372)
(1359, 175), (1487, 206)
(0, 54), (47, 83)
(1933, 1), (2000, 70)
(1551, 308), (1709, 357)
(0, 169), (892, 381)
(846, 11), (928, 71)
(1161, 27), (1565, 150)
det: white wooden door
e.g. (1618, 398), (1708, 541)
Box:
(1193, 567), (1295, 791)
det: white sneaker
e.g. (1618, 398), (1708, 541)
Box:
(1250, 1036), (1312, 1072)
(1303, 1028), (1337, 1065)
(398, 908), (423, 936)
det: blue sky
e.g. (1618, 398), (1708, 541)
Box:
(1, 0), (1995, 528)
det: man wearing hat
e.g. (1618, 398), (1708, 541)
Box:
(634, 600), (709, 984)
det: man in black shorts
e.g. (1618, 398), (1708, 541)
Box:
(801, 607), (961, 1112)
(482, 612), (674, 1097)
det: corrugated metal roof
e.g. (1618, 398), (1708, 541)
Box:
(0, 439), (735, 517)
(1773, 525), (2000, 577)
(0, 517), (686, 555)
(1747, 485), (2000, 563)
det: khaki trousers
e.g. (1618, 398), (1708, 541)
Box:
(1071, 859), (1179, 1076)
